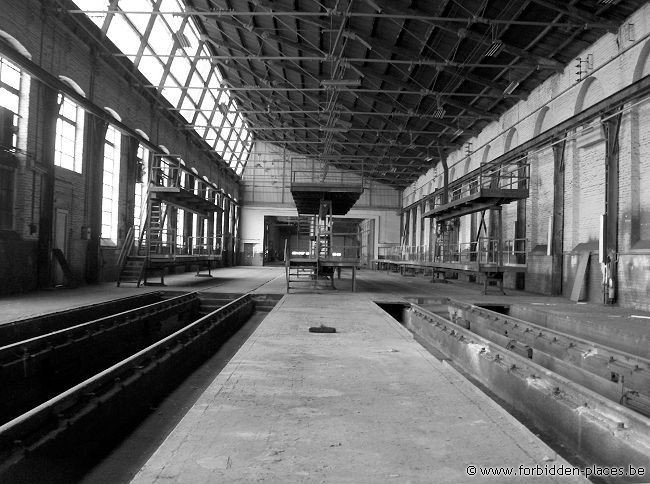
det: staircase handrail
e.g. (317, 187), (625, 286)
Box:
(136, 182), (153, 251)
(117, 226), (135, 273)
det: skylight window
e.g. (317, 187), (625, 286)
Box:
(71, 0), (252, 174)
(73, 0), (107, 28)
(120, 0), (152, 32)
(137, 47), (164, 86)
(107, 14), (140, 60)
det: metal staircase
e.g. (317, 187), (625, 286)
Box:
(285, 201), (338, 291)
(117, 194), (169, 286)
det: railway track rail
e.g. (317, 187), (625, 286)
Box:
(0, 293), (257, 481)
(405, 302), (650, 482)
(0, 292), (201, 424)
(443, 299), (650, 416)
(0, 292), (163, 346)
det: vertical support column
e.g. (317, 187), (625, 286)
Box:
(603, 111), (622, 303)
(515, 157), (528, 289)
(124, 136), (139, 235)
(223, 197), (231, 266)
(36, 83), (59, 288)
(551, 139), (566, 296)
(604, 112), (622, 254)
(84, 115), (108, 283)
(497, 207), (503, 266)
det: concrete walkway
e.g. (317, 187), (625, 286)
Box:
(131, 294), (584, 483)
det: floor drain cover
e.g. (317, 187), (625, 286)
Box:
(309, 325), (336, 333)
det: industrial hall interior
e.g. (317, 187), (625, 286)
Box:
(2, 0), (650, 482)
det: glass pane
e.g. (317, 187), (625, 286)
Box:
(60, 97), (78, 121)
(72, 0), (108, 27)
(121, 0), (153, 32)
(168, 54), (192, 86)
(138, 47), (164, 85)
(194, 113), (208, 133)
(107, 14), (142, 59)
(201, 92), (215, 114)
(180, 96), (195, 123)
(160, 0), (183, 31)
(223, 147), (233, 164)
(195, 58), (212, 82)
(0, 88), (18, 113)
(0, 59), (21, 90)
(148, 16), (174, 55)
(215, 137), (226, 154)
(161, 85), (182, 108)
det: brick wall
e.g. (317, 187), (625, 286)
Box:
(0, 0), (241, 293)
(400, 3), (650, 307)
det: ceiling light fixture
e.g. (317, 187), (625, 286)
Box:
(504, 80), (520, 95)
(485, 40), (504, 57)
(433, 106), (446, 118)
(173, 30), (192, 49)
(321, 79), (362, 87)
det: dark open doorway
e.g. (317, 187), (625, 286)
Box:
(262, 216), (368, 266)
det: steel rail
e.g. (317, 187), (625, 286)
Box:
(0, 294), (256, 478)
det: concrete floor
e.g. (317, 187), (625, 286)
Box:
(131, 292), (584, 484)
(4, 266), (648, 482)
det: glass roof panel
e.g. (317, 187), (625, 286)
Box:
(120, 0), (153, 32)
(201, 92), (215, 114)
(107, 14), (141, 60)
(215, 137), (226, 155)
(205, 127), (218, 145)
(187, 70), (204, 92)
(168, 54), (191, 85)
(195, 113), (209, 136)
(73, 0), (252, 177)
(148, 16), (174, 55)
(137, 47), (165, 86)
(195, 58), (212, 82)
(223, 146), (233, 165)
(161, 85), (182, 108)
(233, 112), (243, 132)
(72, 0), (107, 28)
(212, 110), (225, 132)
(180, 96), (196, 123)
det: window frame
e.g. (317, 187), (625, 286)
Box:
(100, 124), (122, 245)
(54, 94), (85, 173)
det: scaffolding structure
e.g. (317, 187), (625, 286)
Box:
(285, 158), (364, 292)
(422, 158), (530, 293)
(117, 157), (225, 286)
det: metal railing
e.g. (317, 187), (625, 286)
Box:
(400, 245), (431, 263)
(150, 158), (221, 202)
(429, 160), (529, 209)
(433, 237), (527, 266)
(290, 169), (365, 187)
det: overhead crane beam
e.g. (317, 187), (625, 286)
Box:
(95, 5), (621, 30)
(529, 0), (619, 32)
(200, 1), (566, 72)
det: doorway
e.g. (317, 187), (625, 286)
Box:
(53, 209), (68, 286)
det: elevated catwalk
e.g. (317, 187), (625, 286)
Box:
(131, 292), (583, 483)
